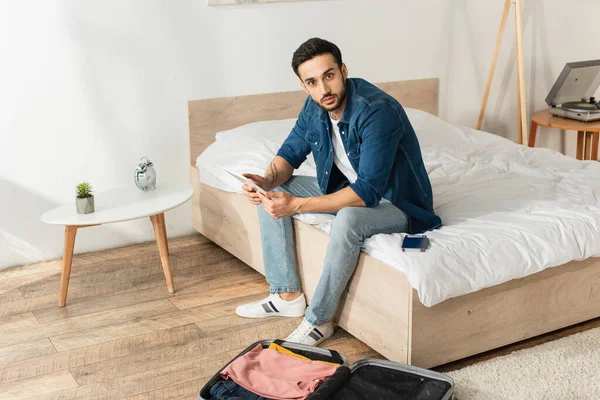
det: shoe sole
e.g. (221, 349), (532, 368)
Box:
(311, 335), (331, 346)
(286, 328), (335, 346)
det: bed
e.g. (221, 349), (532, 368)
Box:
(187, 78), (600, 368)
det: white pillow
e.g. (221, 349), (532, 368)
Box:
(196, 118), (317, 193)
(195, 108), (491, 192)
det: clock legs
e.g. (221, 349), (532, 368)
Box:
(58, 225), (78, 307)
(150, 212), (175, 294)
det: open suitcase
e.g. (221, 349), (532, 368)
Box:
(199, 339), (455, 400)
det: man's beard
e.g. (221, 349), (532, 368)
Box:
(318, 84), (347, 112)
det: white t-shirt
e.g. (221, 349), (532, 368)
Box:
(329, 114), (358, 184)
(329, 113), (391, 204)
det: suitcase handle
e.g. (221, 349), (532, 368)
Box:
(272, 339), (345, 365)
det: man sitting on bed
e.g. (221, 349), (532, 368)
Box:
(235, 38), (441, 346)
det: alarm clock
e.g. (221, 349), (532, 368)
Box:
(134, 157), (156, 191)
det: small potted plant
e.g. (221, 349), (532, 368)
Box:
(76, 182), (95, 214)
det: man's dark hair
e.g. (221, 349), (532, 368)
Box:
(291, 38), (343, 79)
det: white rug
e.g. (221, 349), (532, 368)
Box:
(446, 327), (600, 399)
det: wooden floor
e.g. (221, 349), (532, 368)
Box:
(1, 233), (599, 399)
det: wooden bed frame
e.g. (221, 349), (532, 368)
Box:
(188, 78), (600, 368)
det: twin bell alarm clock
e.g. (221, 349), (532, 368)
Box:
(134, 157), (156, 191)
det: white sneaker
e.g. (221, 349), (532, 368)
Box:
(235, 293), (306, 319)
(284, 318), (335, 346)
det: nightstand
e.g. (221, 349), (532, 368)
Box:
(528, 109), (600, 160)
(41, 183), (193, 307)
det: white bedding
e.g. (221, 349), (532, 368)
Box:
(196, 109), (600, 307)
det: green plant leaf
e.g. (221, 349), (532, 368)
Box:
(76, 182), (93, 199)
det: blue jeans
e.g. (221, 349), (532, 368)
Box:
(257, 176), (409, 326)
(208, 378), (272, 400)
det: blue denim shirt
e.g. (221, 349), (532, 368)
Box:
(276, 78), (442, 234)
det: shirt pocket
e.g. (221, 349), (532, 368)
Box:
(305, 132), (323, 151)
(347, 143), (360, 160)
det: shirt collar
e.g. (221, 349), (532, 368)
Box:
(338, 78), (355, 125)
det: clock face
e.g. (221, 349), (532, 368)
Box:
(135, 167), (156, 190)
(146, 169), (156, 187)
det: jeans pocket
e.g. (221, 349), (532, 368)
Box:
(210, 379), (267, 400)
(223, 378), (239, 391)
(209, 379), (226, 398)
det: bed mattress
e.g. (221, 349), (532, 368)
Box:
(196, 109), (600, 307)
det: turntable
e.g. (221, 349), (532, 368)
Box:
(546, 59), (600, 122)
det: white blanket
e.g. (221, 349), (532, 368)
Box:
(196, 109), (600, 307)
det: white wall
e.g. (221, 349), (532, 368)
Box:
(1, 0), (598, 269)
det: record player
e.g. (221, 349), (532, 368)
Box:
(546, 59), (600, 122)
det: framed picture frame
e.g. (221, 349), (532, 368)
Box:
(208, 0), (315, 5)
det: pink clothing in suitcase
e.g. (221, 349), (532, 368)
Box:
(221, 344), (338, 400)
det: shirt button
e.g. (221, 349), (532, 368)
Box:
(341, 131), (345, 135)
(325, 171), (328, 174)
(315, 142), (318, 145)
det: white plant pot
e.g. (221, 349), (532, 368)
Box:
(76, 196), (95, 214)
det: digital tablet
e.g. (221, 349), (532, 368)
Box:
(224, 169), (268, 196)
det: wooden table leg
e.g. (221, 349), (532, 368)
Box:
(592, 132), (599, 161)
(58, 226), (78, 307)
(527, 121), (538, 147)
(577, 131), (584, 160)
(585, 132), (592, 160)
(150, 213), (175, 293)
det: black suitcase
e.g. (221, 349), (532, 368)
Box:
(199, 339), (455, 400)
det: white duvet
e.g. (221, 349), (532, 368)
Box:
(196, 109), (600, 307)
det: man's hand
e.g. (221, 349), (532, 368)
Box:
(258, 192), (304, 219)
(241, 173), (271, 205)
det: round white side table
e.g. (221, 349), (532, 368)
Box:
(41, 182), (193, 307)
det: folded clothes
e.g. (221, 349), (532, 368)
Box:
(267, 343), (341, 367)
(221, 344), (339, 400)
